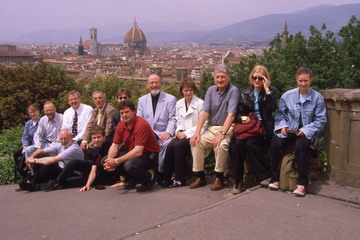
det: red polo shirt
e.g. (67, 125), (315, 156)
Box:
(113, 116), (160, 153)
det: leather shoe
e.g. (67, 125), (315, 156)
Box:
(189, 177), (206, 189)
(231, 182), (243, 195)
(211, 178), (224, 191)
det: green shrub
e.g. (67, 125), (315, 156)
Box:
(0, 158), (15, 185)
(0, 125), (23, 185)
(0, 125), (23, 156)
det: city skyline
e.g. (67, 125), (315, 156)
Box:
(1, 0), (360, 42)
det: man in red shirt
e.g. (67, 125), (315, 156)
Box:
(103, 100), (160, 192)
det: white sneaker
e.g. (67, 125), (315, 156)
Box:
(293, 185), (306, 197)
(268, 181), (279, 190)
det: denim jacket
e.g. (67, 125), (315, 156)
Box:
(274, 87), (327, 140)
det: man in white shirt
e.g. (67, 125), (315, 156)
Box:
(62, 90), (92, 144)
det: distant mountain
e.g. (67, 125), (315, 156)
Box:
(151, 3), (360, 43)
(7, 3), (360, 44)
(196, 3), (360, 43)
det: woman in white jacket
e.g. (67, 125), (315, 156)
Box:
(163, 80), (204, 188)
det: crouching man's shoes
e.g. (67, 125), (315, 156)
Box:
(211, 178), (224, 191)
(189, 177), (206, 189)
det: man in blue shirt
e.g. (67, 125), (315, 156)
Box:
(268, 67), (327, 197)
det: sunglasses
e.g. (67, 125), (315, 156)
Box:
(118, 96), (128, 100)
(252, 76), (264, 81)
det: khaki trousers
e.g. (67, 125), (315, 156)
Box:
(191, 125), (234, 173)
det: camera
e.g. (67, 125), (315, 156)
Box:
(286, 129), (299, 136)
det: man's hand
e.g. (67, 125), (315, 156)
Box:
(103, 158), (116, 171)
(80, 142), (88, 150)
(79, 185), (91, 192)
(212, 133), (225, 148)
(175, 131), (187, 139)
(25, 157), (35, 168)
(160, 132), (171, 141)
(190, 134), (200, 146)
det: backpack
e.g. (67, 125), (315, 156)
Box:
(279, 153), (298, 191)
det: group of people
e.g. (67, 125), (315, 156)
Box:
(14, 63), (327, 197)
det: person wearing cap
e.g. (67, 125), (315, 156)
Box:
(189, 64), (240, 191)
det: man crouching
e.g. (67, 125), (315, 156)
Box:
(103, 100), (160, 192)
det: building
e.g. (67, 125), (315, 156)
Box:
(85, 19), (149, 57)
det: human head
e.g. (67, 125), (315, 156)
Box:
(43, 101), (56, 120)
(296, 67), (313, 95)
(248, 65), (270, 86)
(179, 79), (197, 96)
(67, 90), (81, 110)
(214, 64), (231, 91)
(118, 100), (136, 124)
(147, 74), (161, 96)
(27, 104), (40, 121)
(117, 88), (132, 103)
(92, 91), (106, 108)
(90, 126), (105, 147)
(59, 128), (73, 147)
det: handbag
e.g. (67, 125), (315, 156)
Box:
(234, 112), (263, 140)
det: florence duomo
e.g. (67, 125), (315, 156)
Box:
(81, 18), (149, 57)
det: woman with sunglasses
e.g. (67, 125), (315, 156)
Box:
(230, 65), (278, 194)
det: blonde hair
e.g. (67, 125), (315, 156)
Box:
(248, 65), (270, 86)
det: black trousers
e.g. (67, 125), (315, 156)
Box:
(115, 151), (158, 185)
(56, 160), (93, 187)
(13, 149), (26, 177)
(33, 163), (62, 184)
(163, 138), (190, 183)
(270, 135), (311, 186)
(230, 135), (271, 183)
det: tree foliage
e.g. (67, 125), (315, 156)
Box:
(231, 16), (360, 95)
(0, 61), (76, 130)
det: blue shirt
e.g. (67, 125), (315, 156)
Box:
(203, 83), (240, 126)
(274, 87), (327, 140)
(21, 119), (39, 147)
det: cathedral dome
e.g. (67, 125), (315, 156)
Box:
(124, 19), (146, 43)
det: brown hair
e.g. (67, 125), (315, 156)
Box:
(117, 88), (132, 98)
(90, 126), (105, 137)
(27, 104), (39, 113)
(248, 65), (270, 86)
(179, 79), (197, 96)
(296, 67), (313, 80)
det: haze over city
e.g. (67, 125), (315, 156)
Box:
(2, 0), (360, 42)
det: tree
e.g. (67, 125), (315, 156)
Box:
(0, 61), (76, 130)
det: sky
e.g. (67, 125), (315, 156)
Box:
(1, 0), (360, 39)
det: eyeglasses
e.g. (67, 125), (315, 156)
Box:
(252, 76), (264, 81)
(118, 97), (128, 100)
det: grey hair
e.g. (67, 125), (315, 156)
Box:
(68, 90), (81, 98)
(92, 91), (106, 99)
(214, 64), (230, 75)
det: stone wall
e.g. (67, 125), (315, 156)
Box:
(321, 89), (360, 188)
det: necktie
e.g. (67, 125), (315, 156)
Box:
(97, 111), (102, 125)
(72, 111), (78, 136)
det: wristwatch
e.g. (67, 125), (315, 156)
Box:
(220, 131), (226, 135)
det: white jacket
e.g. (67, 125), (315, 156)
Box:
(175, 95), (205, 138)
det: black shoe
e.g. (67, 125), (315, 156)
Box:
(150, 174), (157, 186)
(124, 179), (137, 190)
(43, 180), (61, 192)
(136, 184), (152, 192)
(168, 180), (187, 188)
(19, 180), (34, 192)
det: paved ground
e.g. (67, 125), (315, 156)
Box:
(0, 180), (359, 240)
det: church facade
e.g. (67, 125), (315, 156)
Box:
(83, 19), (149, 57)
